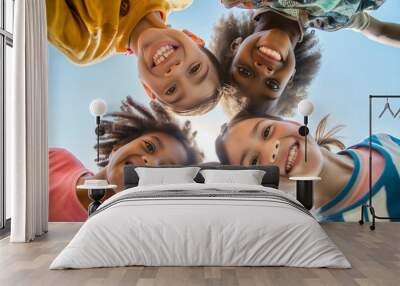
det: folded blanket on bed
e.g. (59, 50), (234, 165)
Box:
(92, 186), (312, 218)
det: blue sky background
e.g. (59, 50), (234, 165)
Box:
(48, 0), (400, 171)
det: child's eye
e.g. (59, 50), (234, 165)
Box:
(265, 79), (280, 91)
(237, 66), (253, 78)
(189, 63), (201, 75)
(263, 126), (272, 140)
(144, 140), (156, 154)
(165, 84), (177, 96)
(250, 156), (258, 166)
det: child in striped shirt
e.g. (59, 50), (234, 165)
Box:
(215, 112), (400, 222)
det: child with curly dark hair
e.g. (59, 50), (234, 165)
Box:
(210, 12), (321, 117)
(49, 96), (203, 222)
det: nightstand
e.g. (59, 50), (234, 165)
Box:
(289, 177), (321, 210)
(77, 180), (117, 215)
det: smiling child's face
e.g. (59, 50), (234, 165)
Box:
(222, 117), (323, 177)
(230, 29), (296, 103)
(105, 132), (188, 192)
(136, 28), (220, 113)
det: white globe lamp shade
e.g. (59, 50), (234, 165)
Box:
(89, 99), (107, 117)
(298, 99), (314, 116)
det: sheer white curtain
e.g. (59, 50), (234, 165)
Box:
(7, 0), (48, 242)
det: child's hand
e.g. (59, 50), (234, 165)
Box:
(347, 12), (371, 31)
(350, 12), (400, 48)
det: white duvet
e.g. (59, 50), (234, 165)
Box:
(50, 183), (351, 269)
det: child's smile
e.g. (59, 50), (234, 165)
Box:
(257, 45), (282, 62)
(152, 43), (179, 67)
(256, 29), (291, 62)
(285, 141), (300, 174)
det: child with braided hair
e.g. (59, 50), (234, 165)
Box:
(49, 96), (203, 222)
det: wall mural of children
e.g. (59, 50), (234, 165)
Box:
(49, 96), (203, 222)
(46, 0), (223, 116)
(46, 1), (400, 223)
(215, 112), (400, 222)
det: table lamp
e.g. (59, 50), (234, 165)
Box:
(83, 99), (109, 215)
(290, 99), (319, 210)
(89, 99), (107, 164)
(298, 99), (314, 162)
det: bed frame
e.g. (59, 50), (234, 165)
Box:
(123, 165), (280, 189)
(86, 165), (313, 215)
(122, 165), (316, 210)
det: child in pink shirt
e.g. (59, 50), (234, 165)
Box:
(49, 148), (92, 222)
(48, 97), (203, 222)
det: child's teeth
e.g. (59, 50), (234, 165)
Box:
(285, 143), (298, 173)
(153, 45), (176, 66)
(258, 46), (282, 61)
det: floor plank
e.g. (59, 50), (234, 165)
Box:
(0, 222), (399, 286)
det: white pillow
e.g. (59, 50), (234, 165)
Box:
(135, 167), (200, 186)
(200, 169), (266, 185)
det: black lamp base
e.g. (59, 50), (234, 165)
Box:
(88, 188), (106, 215)
(296, 180), (313, 210)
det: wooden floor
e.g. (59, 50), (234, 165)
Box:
(0, 223), (399, 286)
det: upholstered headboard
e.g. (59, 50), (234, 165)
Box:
(123, 165), (280, 189)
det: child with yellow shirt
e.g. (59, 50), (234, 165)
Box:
(46, 0), (223, 115)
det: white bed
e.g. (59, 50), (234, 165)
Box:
(50, 183), (351, 269)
